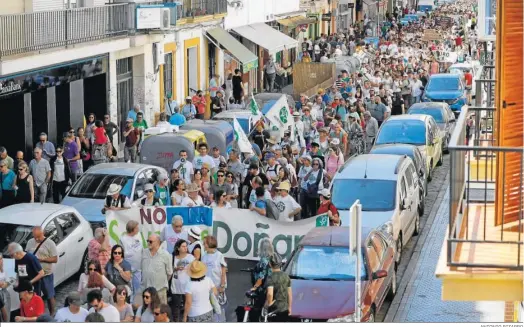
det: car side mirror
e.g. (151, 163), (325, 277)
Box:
(419, 170), (424, 177)
(400, 198), (407, 210)
(372, 270), (388, 280)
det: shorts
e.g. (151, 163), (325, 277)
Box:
(41, 274), (55, 299)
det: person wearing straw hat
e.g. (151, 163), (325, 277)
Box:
(103, 184), (131, 214)
(273, 181), (301, 222)
(183, 261), (217, 322)
(187, 227), (204, 261)
(180, 183), (204, 207)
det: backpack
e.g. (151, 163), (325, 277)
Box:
(265, 199), (279, 220)
(92, 144), (108, 164)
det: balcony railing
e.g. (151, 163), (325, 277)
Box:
(447, 55), (524, 270)
(0, 3), (135, 58)
(174, 0), (228, 20)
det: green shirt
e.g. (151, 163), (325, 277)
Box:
(267, 271), (291, 313)
(133, 120), (148, 130)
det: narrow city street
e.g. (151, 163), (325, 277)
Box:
(51, 155), (452, 322)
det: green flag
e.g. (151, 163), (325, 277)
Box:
(249, 97), (259, 116)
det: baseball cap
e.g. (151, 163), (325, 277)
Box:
(318, 189), (331, 198)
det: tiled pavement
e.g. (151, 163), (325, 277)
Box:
(385, 186), (505, 322)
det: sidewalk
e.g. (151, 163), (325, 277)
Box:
(385, 187), (506, 323)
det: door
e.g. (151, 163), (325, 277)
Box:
(42, 218), (64, 285)
(403, 167), (418, 237)
(426, 123), (437, 168)
(398, 176), (411, 238)
(429, 118), (442, 159)
(54, 212), (84, 281)
(370, 234), (390, 306)
(366, 239), (385, 307)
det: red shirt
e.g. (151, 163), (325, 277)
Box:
(20, 294), (45, 318)
(192, 95), (206, 114)
(464, 72), (473, 87)
(317, 200), (339, 226)
(94, 128), (108, 145)
(455, 36), (462, 46)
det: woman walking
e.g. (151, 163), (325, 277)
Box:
(183, 261), (217, 322)
(170, 239), (195, 322)
(135, 287), (160, 323)
(14, 162), (34, 204)
(202, 236), (227, 322)
(113, 286), (134, 322)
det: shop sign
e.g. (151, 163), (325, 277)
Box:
(321, 12), (332, 21)
(348, 3), (354, 8)
(0, 82), (22, 96)
(243, 59), (259, 72)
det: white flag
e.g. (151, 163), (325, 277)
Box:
(233, 118), (254, 155)
(264, 95), (295, 141)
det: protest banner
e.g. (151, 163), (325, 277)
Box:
(107, 206), (329, 260)
(423, 29), (442, 41)
(264, 95), (295, 141)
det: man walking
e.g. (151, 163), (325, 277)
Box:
(35, 133), (56, 162)
(265, 56), (277, 92)
(140, 234), (172, 305)
(25, 226), (58, 316)
(29, 148), (51, 203)
(63, 131), (81, 182)
(0, 147), (13, 170)
(103, 114), (119, 146)
(368, 96), (388, 127)
(123, 118), (140, 163)
(8, 242), (45, 296)
(364, 111), (379, 152)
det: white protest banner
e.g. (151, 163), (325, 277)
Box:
(106, 206), (213, 249)
(107, 206), (330, 261)
(264, 94), (295, 141)
(233, 117), (253, 155)
(212, 208), (329, 260)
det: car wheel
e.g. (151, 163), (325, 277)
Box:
(418, 193), (425, 217)
(427, 163), (433, 182)
(413, 212), (421, 236)
(395, 235), (403, 270)
(437, 149), (443, 166)
(444, 137), (450, 154)
(387, 269), (397, 300)
(367, 307), (376, 323)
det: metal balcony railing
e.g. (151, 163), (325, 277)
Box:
(0, 3), (135, 58)
(447, 50), (524, 270)
(174, 0), (228, 19)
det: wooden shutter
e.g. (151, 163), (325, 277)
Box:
(495, 0), (523, 225)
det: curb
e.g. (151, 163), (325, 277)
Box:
(384, 172), (450, 322)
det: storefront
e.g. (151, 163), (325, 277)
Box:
(231, 23), (298, 92)
(0, 55), (108, 157)
(277, 15), (317, 65)
(204, 27), (258, 97)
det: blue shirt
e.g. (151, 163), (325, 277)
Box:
(127, 110), (137, 122)
(255, 199), (267, 210)
(0, 170), (16, 191)
(181, 104), (196, 119)
(169, 113), (186, 126)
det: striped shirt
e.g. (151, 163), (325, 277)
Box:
(140, 248), (173, 292)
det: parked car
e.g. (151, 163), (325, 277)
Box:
(0, 203), (94, 316)
(285, 226), (396, 322)
(330, 154), (420, 268)
(374, 114), (443, 181)
(422, 73), (467, 115)
(369, 144), (427, 216)
(62, 163), (168, 227)
(407, 102), (456, 153)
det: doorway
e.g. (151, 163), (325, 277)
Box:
(31, 89), (48, 146)
(83, 74), (107, 121)
(56, 84), (71, 143)
(0, 95), (25, 158)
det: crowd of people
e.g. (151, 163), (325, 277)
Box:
(0, 0), (478, 323)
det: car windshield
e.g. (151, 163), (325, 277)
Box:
(332, 179), (397, 211)
(449, 68), (466, 75)
(409, 108), (444, 123)
(426, 78), (460, 91)
(0, 224), (33, 258)
(376, 120), (427, 145)
(285, 246), (366, 280)
(68, 174), (132, 199)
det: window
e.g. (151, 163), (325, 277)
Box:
(405, 165), (414, 188)
(134, 169), (155, 200)
(375, 120), (427, 146)
(371, 234), (387, 261)
(366, 242), (380, 272)
(400, 178), (407, 199)
(55, 213), (81, 239)
(44, 220), (61, 245)
(164, 53), (173, 99)
(331, 179), (397, 211)
(68, 174), (132, 199)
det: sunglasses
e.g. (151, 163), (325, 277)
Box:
(145, 190), (154, 193)
(221, 195), (227, 198)
(147, 240), (154, 244)
(69, 131), (75, 134)
(143, 295), (150, 299)
(18, 168), (24, 171)
(154, 312), (162, 316)
(113, 251), (122, 255)
(226, 175), (233, 178)
(217, 174), (224, 177)
(88, 268), (96, 271)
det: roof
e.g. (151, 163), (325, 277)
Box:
(213, 110), (253, 120)
(370, 144), (418, 156)
(300, 226), (373, 247)
(409, 102), (447, 110)
(0, 203), (72, 226)
(84, 163), (155, 177)
(428, 73), (461, 80)
(206, 28), (258, 69)
(386, 114), (430, 123)
(335, 154), (407, 181)
(232, 23), (298, 55)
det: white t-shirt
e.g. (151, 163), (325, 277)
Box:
(161, 226), (188, 255)
(193, 155), (216, 170)
(171, 254), (195, 294)
(201, 251), (227, 289)
(210, 202), (232, 209)
(171, 191), (188, 206)
(55, 307), (89, 322)
(184, 277), (215, 317)
(88, 304), (120, 322)
(173, 160), (194, 184)
(119, 233), (143, 271)
(273, 194), (301, 222)
(181, 196), (204, 207)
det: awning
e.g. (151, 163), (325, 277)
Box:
(277, 16), (317, 28)
(205, 27), (259, 71)
(232, 23), (298, 55)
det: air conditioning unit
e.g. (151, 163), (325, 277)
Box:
(160, 8), (170, 30)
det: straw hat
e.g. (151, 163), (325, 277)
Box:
(106, 184), (122, 196)
(187, 261), (207, 279)
(276, 180), (291, 192)
(186, 183), (201, 193)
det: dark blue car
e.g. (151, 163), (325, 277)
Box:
(422, 74), (467, 116)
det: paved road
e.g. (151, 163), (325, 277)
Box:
(54, 154), (451, 322)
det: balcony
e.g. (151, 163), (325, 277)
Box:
(0, 3), (135, 59)
(173, 0), (228, 24)
(435, 57), (524, 302)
